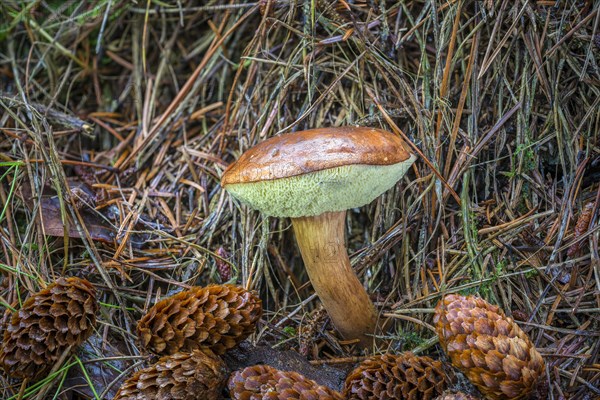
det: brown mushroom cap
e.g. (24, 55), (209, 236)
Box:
(222, 126), (413, 184)
(221, 126), (416, 217)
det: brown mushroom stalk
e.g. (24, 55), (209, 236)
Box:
(292, 211), (377, 342)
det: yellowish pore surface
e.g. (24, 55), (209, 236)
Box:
(223, 155), (416, 217)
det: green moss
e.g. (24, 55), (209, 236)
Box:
(398, 331), (426, 351)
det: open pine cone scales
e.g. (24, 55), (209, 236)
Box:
(228, 364), (344, 399)
(0, 277), (98, 379)
(435, 391), (480, 400)
(343, 352), (450, 399)
(434, 294), (545, 400)
(113, 349), (227, 400)
(137, 284), (262, 355)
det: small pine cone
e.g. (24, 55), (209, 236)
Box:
(258, 0), (274, 17)
(298, 305), (327, 357)
(343, 352), (450, 400)
(137, 284), (262, 356)
(567, 201), (594, 256)
(114, 349), (227, 400)
(435, 391), (480, 400)
(228, 364), (343, 400)
(0, 277), (98, 379)
(215, 247), (232, 282)
(434, 294), (545, 400)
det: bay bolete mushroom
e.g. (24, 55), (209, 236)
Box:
(221, 126), (416, 345)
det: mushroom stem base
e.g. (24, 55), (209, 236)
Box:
(291, 211), (378, 346)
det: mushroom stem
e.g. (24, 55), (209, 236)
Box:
(291, 211), (378, 345)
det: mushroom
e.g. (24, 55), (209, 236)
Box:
(221, 126), (416, 345)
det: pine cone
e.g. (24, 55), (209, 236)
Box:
(215, 247), (232, 282)
(435, 391), (480, 400)
(434, 294), (545, 400)
(114, 349), (227, 400)
(137, 284), (262, 355)
(228, 364), (344, 399)
(343, 352), (450, 399)
(0, 277), (98, 379)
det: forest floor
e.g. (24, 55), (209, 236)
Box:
(0, 1), (599, 399)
